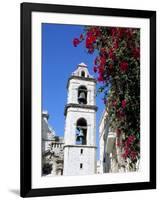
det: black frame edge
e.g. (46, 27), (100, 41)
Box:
(20, 3), (32, 197)
(21, 2), (155, 18)
(149, 11), (156, 189)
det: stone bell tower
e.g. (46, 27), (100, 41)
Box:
(63, 63), (97, 176)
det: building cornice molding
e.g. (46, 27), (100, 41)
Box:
(64, 103), (98, 116)
(63, 145), (97, 149)
(67, 75), (96, 89)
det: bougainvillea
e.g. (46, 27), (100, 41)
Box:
(73, 26), (140, 167)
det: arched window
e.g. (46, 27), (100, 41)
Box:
(81, 71), (85, 77)
(76, 118), (87, 145)
(56, 168), (63, 175)
(78, 86), (87, 104)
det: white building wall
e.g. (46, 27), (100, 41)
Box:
(63, 146), (96, 176)
(99, 111), (111, 174)
(63, 63), (97, 176)
(63, 107), (97, 175)
(64, 107), (96, 145)
(67, 79), (96, 106)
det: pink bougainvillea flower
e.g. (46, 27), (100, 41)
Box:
(113, 40), (119, 50)
(88, 27), (101, 37)
(80, 34), (84, 40)
(73, 38), (80, 47)
(117, 28), (125, 38)
(111, 27), (117, 37)
(94, 57), (99, 65)
(100, 56), (106, 66)
(122, 147), (130, 159)
(88, 46), (94, 54)
(98, 65), (105, 74)
(100, 48), (107, 57)
(122, 99), (126, 108)
(89, 48), (94, 54)
(93, 66), (97, 73)
(85, 35), (96, 48)
(72, 27), (140, 163)
(120, 61), (128, 72)
(117, 109), (125, 118)
(127, 134), (136, 144)
(132, 47), (140, 59)
(94, 27), (101, 37)
(126, 28), (133, 39)
(97, 74), (104, 82)
(130, 151), (137, 160)
(112, 100), (117, 107)
(108, 49), (115, 60)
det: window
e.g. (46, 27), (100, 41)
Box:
(76, 118), (87, 145)
(78, 86), (87, 104)
(81, 71), (85, 77)
(80, 149), (83, 154)
(56, 169), (63, 175)
(80, 163), (83, 169)
(42, 163), (52, 175)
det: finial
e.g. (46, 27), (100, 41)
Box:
(42, 110), (49, 120)
(78, 62), (87, 68)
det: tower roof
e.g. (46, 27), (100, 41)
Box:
(66, 62), (96, 89)
(72, 62), (93, 78)
(42, 110), (49, 120)
(77, 62), (87, 68)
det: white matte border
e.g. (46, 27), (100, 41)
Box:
(32, 12), (150, 189)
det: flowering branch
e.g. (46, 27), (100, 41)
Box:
(73, 26), (140, 165)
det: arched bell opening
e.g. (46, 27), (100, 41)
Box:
(56, 168), (63, 175)
(81, 71), (85, 77)
(76, 118), (87, 145)
(78, 86), (87, 104)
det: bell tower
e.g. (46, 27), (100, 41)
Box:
(63, 63), (97, 176)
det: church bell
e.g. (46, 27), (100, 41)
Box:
(78, 92), (86, 104)
(76, 129), (84, 141)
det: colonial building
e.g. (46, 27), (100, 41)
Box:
(42, 111), (64, 176)
(99, 110), (139, 173)
(99, 111), (110, 173)
(63, 63), (97, 176)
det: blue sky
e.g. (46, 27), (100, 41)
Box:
(42, 23), (105, 157)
